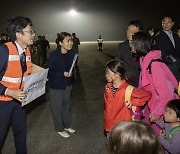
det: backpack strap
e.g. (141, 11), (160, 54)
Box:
(166, 126), (180, 141)
(125, 85), (138, 120)
(125, 85), (134, 105)
(146, 59), (164, 74)
(147, 58), (180, 96)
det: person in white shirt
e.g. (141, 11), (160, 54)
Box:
(97, 35), (103, 51)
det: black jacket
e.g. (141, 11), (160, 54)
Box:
(155, 31), (180, 59)
(116, 40), (140, 86)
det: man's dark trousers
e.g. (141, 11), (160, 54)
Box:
(0, 100), (27, 154)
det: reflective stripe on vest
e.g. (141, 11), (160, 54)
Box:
(8, 55), (31, 61)
(2, 76), (25, 83)
(0, 42), (32, 101)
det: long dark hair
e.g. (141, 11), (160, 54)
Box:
(133, 32), (152, 57)
(106, 59), (136, 84)
(106, 59), (126, 80)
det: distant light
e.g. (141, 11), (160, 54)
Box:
(69, 9), (77, 16)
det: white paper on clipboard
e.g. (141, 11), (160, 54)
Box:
(22, 69), (49, 106)
(69, 54), (78, 76)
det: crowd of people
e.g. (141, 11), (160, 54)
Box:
(107, 15), (180, 154)
(0, 14), (180, 154)
(0, 15), (82, 153)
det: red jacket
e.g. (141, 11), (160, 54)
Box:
(104, 80), (151, 132)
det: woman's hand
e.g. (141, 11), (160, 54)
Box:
(64, 72), (71, 77)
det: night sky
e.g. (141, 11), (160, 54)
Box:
(0, 0), (179, 41)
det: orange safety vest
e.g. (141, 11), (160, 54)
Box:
(0, 42), (32, 101)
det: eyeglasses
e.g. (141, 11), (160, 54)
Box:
(23, 30), (35, 35)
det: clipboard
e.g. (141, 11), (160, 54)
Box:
(69, 54), (78, 76)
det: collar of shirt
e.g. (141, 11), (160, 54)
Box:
(163, 30), (172, 36)
(15, 41), (26, 55)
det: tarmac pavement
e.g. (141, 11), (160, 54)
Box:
(2, 41), (120, 154)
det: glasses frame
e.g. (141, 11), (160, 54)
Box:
(23, 30), (35, 35)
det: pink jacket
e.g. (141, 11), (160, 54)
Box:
(139, 50), (179, 119)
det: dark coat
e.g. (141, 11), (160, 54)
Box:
(116, 40), (140, 86)
(47, 48), (75, 90)
(155, 31), (180, 59)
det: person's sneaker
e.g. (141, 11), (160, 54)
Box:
(64, 128), (76, 133)
(58, 131), (70, 138)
